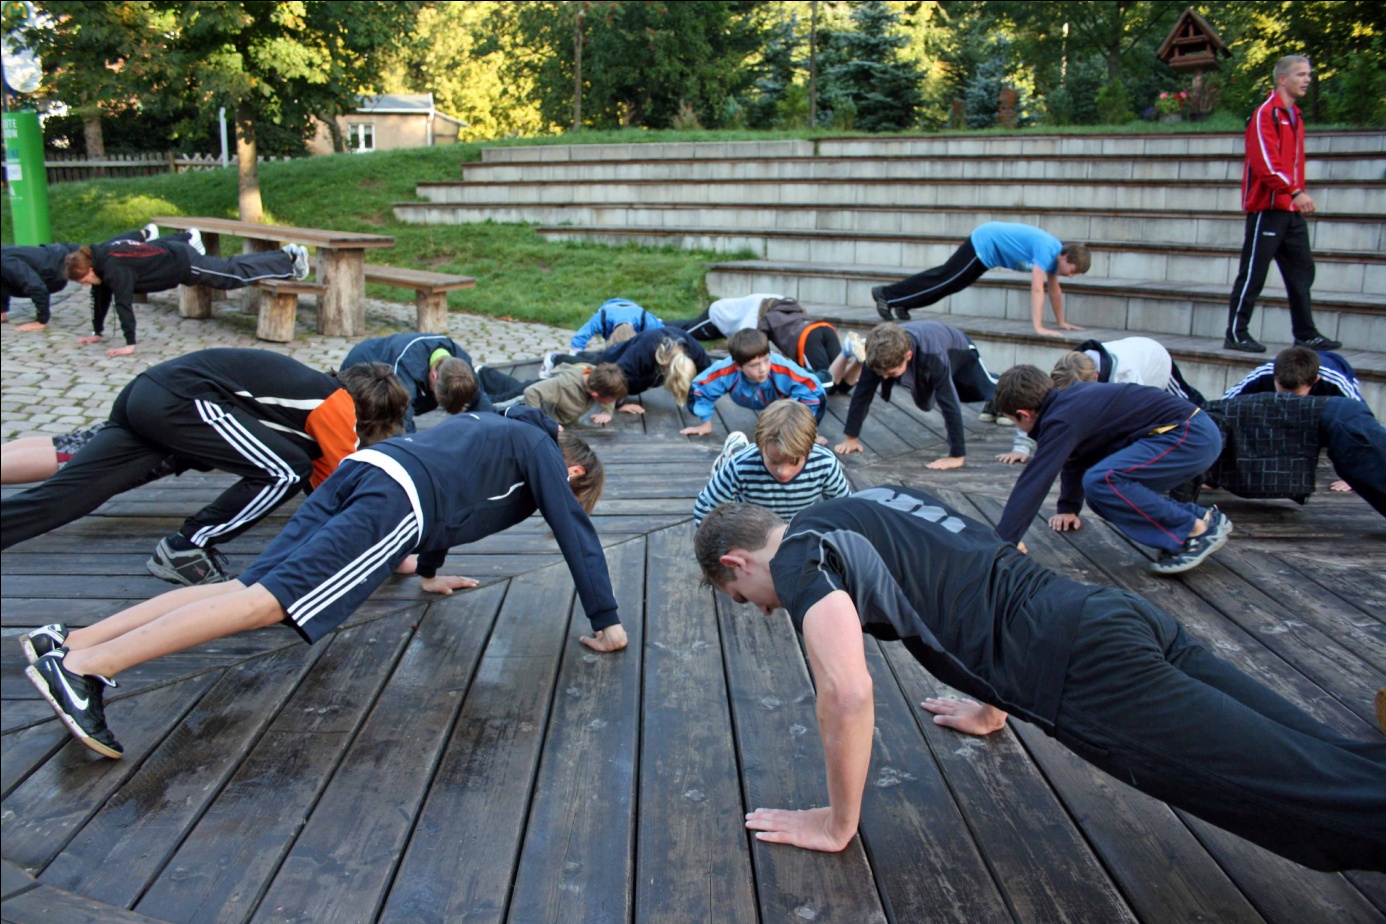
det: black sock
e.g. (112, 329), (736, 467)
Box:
(166, 532), (198, 552)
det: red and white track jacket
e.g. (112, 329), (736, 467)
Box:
(1241, 90), (1305, 213)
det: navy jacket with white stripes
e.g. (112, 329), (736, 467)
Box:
(370, 406), (621, 632)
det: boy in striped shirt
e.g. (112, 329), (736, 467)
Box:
(694, 400), (850, 525)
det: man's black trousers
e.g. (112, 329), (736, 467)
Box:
(878, 238), (988, 312)
(1226, 210), (1319, 342)
(0, 376), (311, 550)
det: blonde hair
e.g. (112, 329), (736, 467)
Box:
(1050, 352), (1099, 389)
(656, 336), (695, 405)
(1274, 54), (1310, 82)
(607, 322), (637, 346)
(754, 399), (817, 461)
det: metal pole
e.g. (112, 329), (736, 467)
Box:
(219, 107), (228, 166)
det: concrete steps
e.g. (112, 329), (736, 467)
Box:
(704, 259), (1386, 361)
(535, 225), (1384, 296)
(411, 177), (1383, 218)
(392, 201), (1384, 252)
(462, 153), (1384, 184)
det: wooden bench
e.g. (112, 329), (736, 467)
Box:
(362, 264), (477, 334)
(151, 216), (395, 337)
(254, 280), (326, 342)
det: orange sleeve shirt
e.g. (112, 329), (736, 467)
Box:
(304, 389), (360, 489)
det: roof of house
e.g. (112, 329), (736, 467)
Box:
(354, 94), (467, 125)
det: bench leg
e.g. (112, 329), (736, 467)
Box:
(178, 285), (213, 319)
(240, 237), (279, 317)
(316, 249), (365, 337)
(416, 290), (449, 334)
(256, 292), (298, 342)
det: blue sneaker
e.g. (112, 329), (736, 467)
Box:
(1149, 508), (1232, 575)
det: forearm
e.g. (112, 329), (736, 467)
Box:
(1048, 283), (1066, 326)
(1030, 280), (1047, 329)
(818, 684), (874, 842)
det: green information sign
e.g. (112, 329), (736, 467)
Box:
(3, 109), (50, 244)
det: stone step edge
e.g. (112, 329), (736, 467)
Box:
(392, 199), (1386, 225)
(536, 224), (1385, 265)
(803, 306), (1386, 382)
(464, 151), (1384, 170)
(707, 260), (1386, 313)
(415, 176), (1384, 190)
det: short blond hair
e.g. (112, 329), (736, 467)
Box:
(1274, 54), (1310, 82)
(754, 399), (817, 461)
(865, 323), (911, 375)
(1050, 351), (1099, 389)
(607, 323), (637, 346)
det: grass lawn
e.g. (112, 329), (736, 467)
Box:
(2, 142), (731, 329)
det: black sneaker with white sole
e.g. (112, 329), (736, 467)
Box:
(1149, 507), (1233, 575)
(20, 623), (69, 665)
(872, 286), (893, 322)
(147, 537), (231, 586)
(25, 650), (123, 758)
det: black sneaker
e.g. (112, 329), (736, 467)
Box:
(20, 623), (69, 665)
(871, 286), (892, 322)
(1149, 507), (1233, 575)
(1223, 333), (1267, 353)
(147, 537), (231, 586)
(25, 650), (123, 758)
(1294, 335), (1342, 351)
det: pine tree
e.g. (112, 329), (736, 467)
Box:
(822, 0), (922, 133)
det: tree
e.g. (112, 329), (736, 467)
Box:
(497, 1), (770, 130)
(149, 2), (419, 220)
(818, 0), (923, 132)
(990, 1), (1184, 82)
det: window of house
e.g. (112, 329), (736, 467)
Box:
(348, 123), (375, 153)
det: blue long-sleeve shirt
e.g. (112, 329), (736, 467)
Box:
(341, 333), (491, 431)
(373, 406), (620, 631)
(569, 298), (664, 350)
(689, 355), (827, 422)
(996, 382), (1201, 543)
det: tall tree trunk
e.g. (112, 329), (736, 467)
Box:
(236, 100), (263, 224)
(82, 108), (106, 177)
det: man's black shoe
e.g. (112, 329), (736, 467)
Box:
(19, 623), (69, 665)
(25, 650), (123, 758)
(1223, 334), (1267, 353)
(1294, 335), (1342, 351)
(871, 286), (892, 322)
(147, 537), (231, 586)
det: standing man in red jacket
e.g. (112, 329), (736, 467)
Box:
(1224, 55), (1340, 355)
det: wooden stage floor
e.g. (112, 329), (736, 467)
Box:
(3, 366), (1385, 923)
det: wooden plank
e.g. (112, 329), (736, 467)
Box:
(716, 596), (888, 923)
(0, 721), (69, 801)
(38, 642), (327, 907)
(635, 524), (756, 924)
(0, 884), (169, 924)
(133, 605), (433, 924)
(1, 859), (37, 901)
(374, 564), (576, 923)
(0, 673), (218, 871)
(1004, 723), (1266, 923)
(877, 642), (1137, 922)
(506, 537), (646, 922)
(363, 263), (476, 291)
(151, 216), (394, 248)
(253, 583), (518, 924)
(855, 637), (1011, 922)
(1273, 549), (1386, 622)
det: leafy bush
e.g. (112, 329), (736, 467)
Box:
(1096, 80), (1134, 124)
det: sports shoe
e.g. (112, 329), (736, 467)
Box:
(147, 537), (231, 586)
(20, 623), (69, 665)
(539, 350), (559, 380)
(26, 650), (123, 758)
(1223, 333), (1266, 353)
(872, 286), (892, 322)
(187, 227), (206, 256)
(1149, 507), (1233, 575)
(841, 330), (867, 364)
(713, 431), (751, 474)
(142, 222), (160, 241)
(1294, 335), (1342, 351)
(978, 399), (1015, 426)
(284, 243), (310, 280)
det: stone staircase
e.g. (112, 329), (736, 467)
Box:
(394, 132), (1386, 415)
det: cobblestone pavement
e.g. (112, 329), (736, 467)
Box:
(0, 285), (575, 439)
